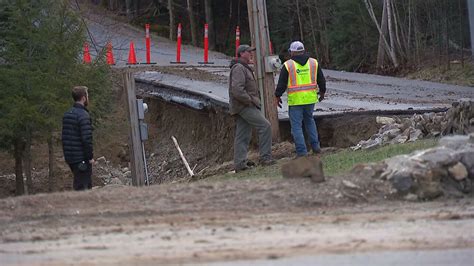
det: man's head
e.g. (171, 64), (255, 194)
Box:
(237, 44), (256, 63)
(72, 86), (89, 107)
(288, 41), (305, 56)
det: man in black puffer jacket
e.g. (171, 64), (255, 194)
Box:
(62, 86), (94, 190)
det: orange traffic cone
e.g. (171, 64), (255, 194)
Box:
(83, 42), (91, 64)
(106, 42), (115, 65)
(128, 41), (137, 64)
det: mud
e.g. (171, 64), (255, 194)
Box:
(0, 178), (472, 265)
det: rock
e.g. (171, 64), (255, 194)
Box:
(411, 147), (460, 167)
(457, 150), (474, 179)
(281, 156), (325, 183)
(383, 128), (402, 139)
(448, 162), (468, 181)
(417, 181), (443, 200)
(404, 193), (418, 201)
(380, 123), (399, 132)
(409, 129), (423, 142)
(124, 171), (131, 178)
(439, 135), (471, 150)
(398, 119), (413, 131)
(390, 171), (414, 194)
(390, 134), (409, 144)
(96, 156), (107, 164)
(365, 137), (383, 150)
(342, 180), (359, 189)
(350, 162), (387, 179)
(122, 167), (129, 173)
(376, 116), (395, 125)
(108, 177), (123, 185)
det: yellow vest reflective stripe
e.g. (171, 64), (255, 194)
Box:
(284, 58), (319, 106)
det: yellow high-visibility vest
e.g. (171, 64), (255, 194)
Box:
(284, 58), (319, 106)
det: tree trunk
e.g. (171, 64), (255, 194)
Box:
(468, 0), (474, 57)
(363, 0), (399, 67)
(134, 0), (141, 17)
(187, 0), (198, 46)
(306, 0), (318, 59)
(48, 134), (56, 192)
(125, 0), (133, 20)
(204, 0), (215, 50)
(23, 134), (32, 195)
(320, 4), (330, 65)
(296, 0), (304, 41)
(108, 0), (117, 10)
(386, 0), (397, 64)
(459, 0), (464, 67)
(377, 0), (388, 69)
(14, 139), (25, 196)
(168, 0), (175, 41)
(445, 0), (450, 71)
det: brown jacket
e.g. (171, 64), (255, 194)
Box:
(228, 59), (261, 115)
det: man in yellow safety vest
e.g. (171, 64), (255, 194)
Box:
(275, 41), (327, 157)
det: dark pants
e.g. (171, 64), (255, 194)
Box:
(69, 162), (92, 191)
(234, 106), (273, 169)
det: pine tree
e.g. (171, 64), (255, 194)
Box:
(0, 0), (111, 195)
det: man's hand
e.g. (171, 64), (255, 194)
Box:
(89, 159), (95, 164)
(275, 97), (282, 108)
(318, 93), (325, 102)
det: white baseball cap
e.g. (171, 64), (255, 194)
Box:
(289, 41), (305, 52)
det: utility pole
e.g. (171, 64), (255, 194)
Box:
(247, 0), (280, 142)
(123, 71), (146, 186)
(468, 0), (474, 57)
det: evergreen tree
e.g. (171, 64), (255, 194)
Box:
(0, 0), (111, 195)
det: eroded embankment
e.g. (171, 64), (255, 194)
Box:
(137, 81), (385, 183)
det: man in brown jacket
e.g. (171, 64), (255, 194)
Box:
(229, 44), (274, 172)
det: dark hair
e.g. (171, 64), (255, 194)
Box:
(72, 86), (88, 102)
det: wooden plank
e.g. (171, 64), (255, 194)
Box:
(123, 71), (146, 186)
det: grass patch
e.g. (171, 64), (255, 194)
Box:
(205, 139), (438, 182)
(323, 138), (438, 176)
(406, 62), (474, 87)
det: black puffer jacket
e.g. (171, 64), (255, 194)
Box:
(62, 103), (93, 164)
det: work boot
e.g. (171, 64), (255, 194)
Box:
(246, 160), (257, 168)
(235, 160), (255, 173)
(259, 158), (276, 166)
(235, 164), (250, 173)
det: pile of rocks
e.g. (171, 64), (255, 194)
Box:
(94, 156), (132, 186)
(353, 134), (473, 201)
(352, 99), (473, 150)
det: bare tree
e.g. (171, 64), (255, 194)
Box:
(363, 0), (399, 68)
(168, 0), (175, 41)
(187, 0), (198, 46)
(296, 0), (304, 41)
(204, 0), (215, 49)
(376, 0), (388, 69)
(125, 0), (133, 20)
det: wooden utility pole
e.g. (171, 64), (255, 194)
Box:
(123, 71), (146, 186)
(468, 0), (474, 57)
(247, 0), (280, 142)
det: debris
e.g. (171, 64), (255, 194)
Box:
(171, 136), (195, 177)
(352, 100), (473, 150)
(342, 180), (359, 189)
